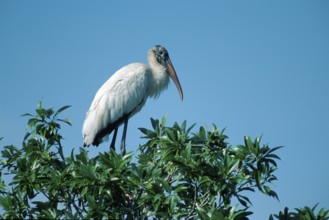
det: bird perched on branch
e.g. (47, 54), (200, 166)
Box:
(82, 45), (183, 155)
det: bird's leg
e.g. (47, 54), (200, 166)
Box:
(110, 127), (118, 151)
(120, 119), (129, 156)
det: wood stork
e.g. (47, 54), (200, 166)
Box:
(82, 45), (183, 155)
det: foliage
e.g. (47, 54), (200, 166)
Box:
(136, 117), (281, 220)
(269, 204), (329, 220)
(0, 102), (327, 219)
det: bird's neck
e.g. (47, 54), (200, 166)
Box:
(148, 56), (170, 99)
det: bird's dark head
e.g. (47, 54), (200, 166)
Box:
(149, 45), (183, 100)
(153, 45), (169, 66)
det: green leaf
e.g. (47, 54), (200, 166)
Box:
(0, 195), (12, 211)
(81, 186), (88, 197)
(264, 185), (271, 194)
(244, 136), (254, 150)
(41, 209), (58, 219)
(158, 178), (171, 192)
(186, 123), (196, 135)
(21, 113), (33, 117)
(37, 100), (43, 108)
(151, 118), (158, 130)
(196, 207), (210, 220)
(165, 128), (176, 142)
(53, 105), (71, 119)
(36, 108), (48, 117)
(57, 118), (72, 126)
(228, 160), (240, 175)
(267, 146), (284, 154)
(199, 126), (206, 137)
(161, 115), (167, 127)
(184, 142), (192, 160)
(139, 127), (149, 135)
(269, 190), (279, 201)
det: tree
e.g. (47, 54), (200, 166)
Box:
(0, 102), (328, 219)
(270, 204), (329, 220)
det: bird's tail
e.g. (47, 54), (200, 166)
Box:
(82, 110), (97, 147)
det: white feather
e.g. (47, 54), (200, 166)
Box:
(83, 63), (149, 145)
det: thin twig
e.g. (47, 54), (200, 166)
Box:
(186, 183), (198, 220)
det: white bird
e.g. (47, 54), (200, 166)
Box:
(82, 45), (183, 155)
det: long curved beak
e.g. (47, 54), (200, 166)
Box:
(166, 58), (183, 100)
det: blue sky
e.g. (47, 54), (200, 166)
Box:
(1, 1), (328, 218)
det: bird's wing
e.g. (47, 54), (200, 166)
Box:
(83, 63), (150, 146)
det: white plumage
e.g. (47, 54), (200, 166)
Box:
(82, 45), (183, 154)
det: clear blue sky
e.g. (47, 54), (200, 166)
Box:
(1, 1), (328, 218)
